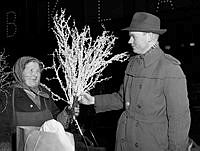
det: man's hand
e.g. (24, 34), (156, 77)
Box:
(79, 92), (95, 105)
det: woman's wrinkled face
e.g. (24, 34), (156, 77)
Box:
(22, 61), (41, 88)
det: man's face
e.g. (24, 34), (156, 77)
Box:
(22, 61), (41, 88)
(128, 31), (150, 54)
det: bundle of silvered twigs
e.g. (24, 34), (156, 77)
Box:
(44, 9), (129, 108)
(0, 50), (12, 112)
(0, 50), (12, 90)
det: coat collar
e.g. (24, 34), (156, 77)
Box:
(136, 46), (163, 68)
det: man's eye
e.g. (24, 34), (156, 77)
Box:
(130, 37), (135, 40)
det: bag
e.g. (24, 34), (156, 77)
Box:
(16, 126), (75, 151)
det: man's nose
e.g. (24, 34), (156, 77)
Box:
(128, 37), (134, 44)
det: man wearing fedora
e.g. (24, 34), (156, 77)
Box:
(80, 12), (191, 151)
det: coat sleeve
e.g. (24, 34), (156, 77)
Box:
(94, 82), (124, 113)
(46, 96), (61, 119)
(94, 57), (134, 113)
(40, 86), (61, 119)
(46, 96), (70, 129)
(164, 64), (191, 150)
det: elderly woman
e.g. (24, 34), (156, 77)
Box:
(0, 56), (70, 150)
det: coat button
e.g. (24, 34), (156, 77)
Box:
(136, 121), (139, 127)
(137, 104), (142, 109)
(121, 138), (126, 143)
(135, 142), (139, 147)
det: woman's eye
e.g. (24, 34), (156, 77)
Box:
(29, 69), (36, 74)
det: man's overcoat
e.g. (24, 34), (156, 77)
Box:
(95, 47), (191, 151)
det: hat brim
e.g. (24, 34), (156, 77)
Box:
(122, 27), (167, 35)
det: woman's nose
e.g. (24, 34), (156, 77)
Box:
(32, 72), (39, 77)
(32, 72), (36, 75)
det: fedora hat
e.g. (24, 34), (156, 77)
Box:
(122, 12), (167, 34)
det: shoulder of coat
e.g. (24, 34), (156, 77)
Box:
(164, 54), (181, 65)
(128, 56), (136, 61)
(126, 56), (136, 68)
(39, 84), (50, 91)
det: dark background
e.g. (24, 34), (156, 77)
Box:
(1, 0), (200, 150)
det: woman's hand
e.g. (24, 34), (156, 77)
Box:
(74, 104), (80, 116)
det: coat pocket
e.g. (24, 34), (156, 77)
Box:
(150, 121), (168, 150)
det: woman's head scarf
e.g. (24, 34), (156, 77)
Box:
(13, 56), (49, 98)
